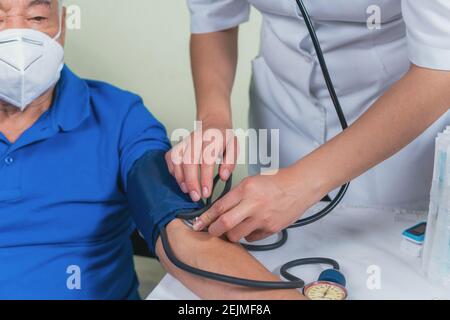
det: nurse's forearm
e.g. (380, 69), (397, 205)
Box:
(156, 219), (304, 300)
(190, 28), (238, 126)
(292, 65), (450, 201)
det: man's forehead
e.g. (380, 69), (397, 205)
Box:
(29, 0), (53, 7)
(0, 0), (58, 10)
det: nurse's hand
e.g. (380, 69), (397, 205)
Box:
(192, 167), (326, 242)
(165, 121), (238, 201)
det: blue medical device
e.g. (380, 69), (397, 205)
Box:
(402, 222), (427, 244)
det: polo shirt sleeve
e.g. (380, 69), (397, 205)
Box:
(187, 0), (251, 34)
(118, 97), (171, 191)
(402, 0), (450, 70)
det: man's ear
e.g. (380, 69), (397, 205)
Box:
(59, 7), (67, 47)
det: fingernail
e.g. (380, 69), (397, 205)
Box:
(221, 169), (230, 180)
(202, 187), (209, 198)
(180, 183), (188, 193)
(190, 191), (200, 202)
(193, 219), (205, 231)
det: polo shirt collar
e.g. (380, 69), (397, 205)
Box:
(49, 65), (91, 132)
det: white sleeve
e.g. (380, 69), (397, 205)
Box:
(402, 0), (450, 70)
(187, 0), (251, 34)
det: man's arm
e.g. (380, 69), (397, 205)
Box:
(156, 219), (305, 300)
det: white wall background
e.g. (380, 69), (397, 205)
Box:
(64, 0), (262, 181)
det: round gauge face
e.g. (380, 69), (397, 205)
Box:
(303, 281), (348, 300)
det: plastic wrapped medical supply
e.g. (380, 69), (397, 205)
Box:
(422, 127), (450, 287)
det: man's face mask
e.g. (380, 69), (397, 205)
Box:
(0, 15), (64, 111)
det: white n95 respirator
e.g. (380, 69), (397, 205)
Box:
(0, 28), (64, 111)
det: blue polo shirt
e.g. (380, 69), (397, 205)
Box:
(0, 66), (195, 300)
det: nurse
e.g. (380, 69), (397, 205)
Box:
(166, 0), (450, 242)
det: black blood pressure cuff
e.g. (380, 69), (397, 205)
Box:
(127, 150), (202, 256)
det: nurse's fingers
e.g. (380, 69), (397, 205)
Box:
(173, 164), (187, 193)
(219, 136), (238, 181)
(193, 186), (243, 231)
(200, 162), (215, 198)
(167, 142), (188, 193)
(245, 230), (272, 243)
(200, 128), (224, 198)
(207, 199), (254, 237)
(183, 133), (203, 202)
(183, 164), (202, 201)
(225, 217), (261, 243)
(165, 151), (175, 175)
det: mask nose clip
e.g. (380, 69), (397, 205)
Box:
(0, 38), (19, 45)
(22, 37), (44, 46)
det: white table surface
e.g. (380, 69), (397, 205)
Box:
(148, 206), (450, 300)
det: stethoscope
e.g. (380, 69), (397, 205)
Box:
(159, 0), (350, 298)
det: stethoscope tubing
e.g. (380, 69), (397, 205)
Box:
(159, 0), (349, 290)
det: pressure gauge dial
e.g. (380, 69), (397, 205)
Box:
(303, 281), (347, 300)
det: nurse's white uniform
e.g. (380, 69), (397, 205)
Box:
(187, 0), (450, 211)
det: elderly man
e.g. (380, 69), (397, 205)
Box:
(0, 0), (303, 300)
